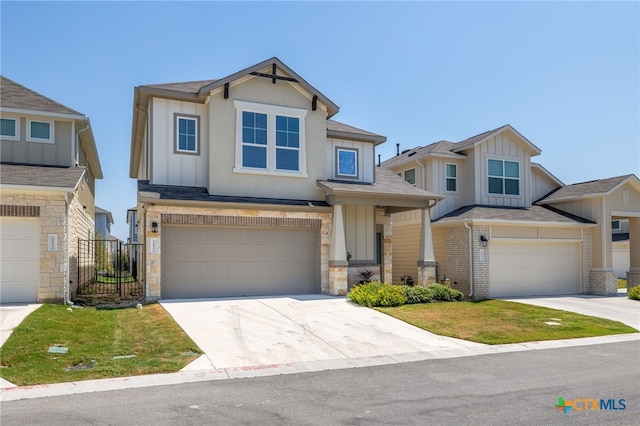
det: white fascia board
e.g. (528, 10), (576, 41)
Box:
(0, 184), (74, 194)
(0, 107), (85, 121)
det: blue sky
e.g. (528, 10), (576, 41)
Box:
(2, 1), (638, 239)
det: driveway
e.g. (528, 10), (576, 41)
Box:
(160, 295), (483, 370)
(502, 293), (640, 330)
(0, 303), (42, 348)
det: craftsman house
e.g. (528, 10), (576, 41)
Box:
(0, 76), (103, 303)
(382, 125), (640, 298)
(129, 57), (441, 300)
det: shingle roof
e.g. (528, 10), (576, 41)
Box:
(142, 79), (217, 94)
(326, 119), (386, 143)
(0, 76), (83, 116)
(451, 125), (508, 151)
(538, 174), (635, 203)
(317, 167), (443, 200)
(137, 181), (329, 207)
(433, 204), (594, 225)
(0, 163), (85, 189)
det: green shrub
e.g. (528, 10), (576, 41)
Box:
(402, 286), (434, 304)
(347, 282), (407, 307)
(425, 283), (464, 301)
(629, 285), (640, 301)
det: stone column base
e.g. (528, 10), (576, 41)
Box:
(417, 261), (437, 286)
(329, 263), (348, 296)
(627, 270), (640, 291)
(589, 270), (618, 296)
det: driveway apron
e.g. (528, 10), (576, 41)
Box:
(160, 295), (483, 370)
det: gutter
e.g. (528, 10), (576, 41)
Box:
(64, 192), (74, 306)
(464, 221), (474, 298)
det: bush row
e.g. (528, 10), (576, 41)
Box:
(629, 285), (640, 301)
(346, 282), (464, 307)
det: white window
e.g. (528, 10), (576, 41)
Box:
(403, 168), (416, 186)
(0, 117), (18, 140)
(336, 148), (358, 179)
(174, 114), (199, 154)
(488, 159), (519, 195)
(234, 100), (307, 176)
(27, 119), (53, 143)
(445, 163), (457, 192)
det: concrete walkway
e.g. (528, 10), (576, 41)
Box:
(503, 292), (640, 330)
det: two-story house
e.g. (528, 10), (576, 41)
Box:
(0, 76), (103, 303)
(129, 58), (442, 301)
(95, 206), (114, 240)
(383, 124), (640, 298)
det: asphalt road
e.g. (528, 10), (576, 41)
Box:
(1, 341), (638, 425)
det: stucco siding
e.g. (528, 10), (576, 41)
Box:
(150, 98), (209, 187)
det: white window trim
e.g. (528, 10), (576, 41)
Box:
(445, 163), (457, 193)
(487, 158), (520, 196)
(27, 119), (54, 143)
(335, 147), (359, 179)
(233, 100), (308, 177)
(0, 117), (19, 140)
(174, 114), (199, 155)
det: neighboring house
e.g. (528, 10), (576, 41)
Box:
(95, 205), (114, 240)
(0, 76), (103, 303)
(382, 124), (640, 298)
(126, 207), (137, 244)
(612, 219), (630, 279)
(129, 57), (441, 301)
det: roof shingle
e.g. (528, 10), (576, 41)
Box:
(1, 76), (83, 116)
(0, 163), (85, 189)
(538, 175), (635, 203)
(433, 204), (594, 225)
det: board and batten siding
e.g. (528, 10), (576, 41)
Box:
(326, 138), (375, 183)
(469, 132), (532, 207)
(344, 204), (375, 261)
(150, 98), (209, 187)
(427, 158), (465, 220)
(0, 117), (72, 167)
(391, 215), (421, 284)
(530, 167), (560, 203)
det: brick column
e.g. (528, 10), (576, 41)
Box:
(145, 208), (161, 301)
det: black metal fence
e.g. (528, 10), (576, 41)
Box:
(77, 239), (144, 299)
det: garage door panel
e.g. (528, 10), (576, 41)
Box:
(161, 225), (319, 299)
(490, 242), (579, 298)
(1, 218), (39, 303)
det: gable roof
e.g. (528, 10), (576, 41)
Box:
(381, 124), (541, 168)
(537, 174), (640, 204)
(531, 163), (564, 187)
(327, 119), (386, 145)
(432, 204), (595, 226)
(0, 163), (86, 190)
(95, 206), (114, 225)
(1, 76), (83, 117)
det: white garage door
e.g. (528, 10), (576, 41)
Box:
(161, 225), (320, 299)
(1, 218), (39, 303)
(490, 241), (580, 298)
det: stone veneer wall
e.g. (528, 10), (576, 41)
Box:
(1, 191), (71, 302)
(141, 204), (332, 301)
(68, 194), (95, 296)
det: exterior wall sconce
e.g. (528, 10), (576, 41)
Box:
(151, 221), (158, 233)
(480, 235), (489, 247)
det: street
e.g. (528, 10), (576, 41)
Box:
(1, 341), (638, 425)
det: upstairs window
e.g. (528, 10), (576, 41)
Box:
(175, 115), (199, 154)
(446, 163), (457, 192)
(611, 220), (620, 231)
(234, 100), (307, 176)
(28, 119), (53, 143)
(0, 118), (18, 139)
(336, 148), (358, 179)
(403, 168), (416, 186)
(488, 159), (519, 195)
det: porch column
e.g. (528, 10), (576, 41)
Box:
(416, 207), (436, 286)
(627, 217), (640, 290)
(329, 203), (348, 295)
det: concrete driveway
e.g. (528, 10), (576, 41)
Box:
(0, 303), (42, 348)
(160, 295), (483, 370)
(502, 293), (640, 330)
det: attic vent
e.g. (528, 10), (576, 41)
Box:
(408, 151), (416, 157)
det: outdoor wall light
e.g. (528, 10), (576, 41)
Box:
(151, 221), (158, 233)
(480, 235), (489, 247)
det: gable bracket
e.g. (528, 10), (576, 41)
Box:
(250, 63), (298, 84)
(224, 83), (229, 99)
(312, 95), (318, 111)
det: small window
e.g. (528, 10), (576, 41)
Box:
(28, 120), (53, 142)
(175, 115), (199, 154)
(336, 148), (358, 178)
(446, 163), (457, 192)
(403, 168), (416, 186)
(488, 159), (519, 195)
(612, 220), (620, 230)
(0, 118), (18, 139)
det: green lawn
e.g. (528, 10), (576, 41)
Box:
(377, 300), (637, 345)
(0, 304), (201, 386)
(94, 275), (137, 284)
(618, 279), (627, 289)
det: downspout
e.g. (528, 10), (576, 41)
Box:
(464, 221), (474, 298)
(74, 121), (90, 166)
(416, 159), (425, 189)
(64, 192), (74, 306)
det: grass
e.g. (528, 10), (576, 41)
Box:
(618, 279), (627, 289)
(94, 275), (137, 284)
(0, 304), (201, 386)
(377, 300), (637, 345)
